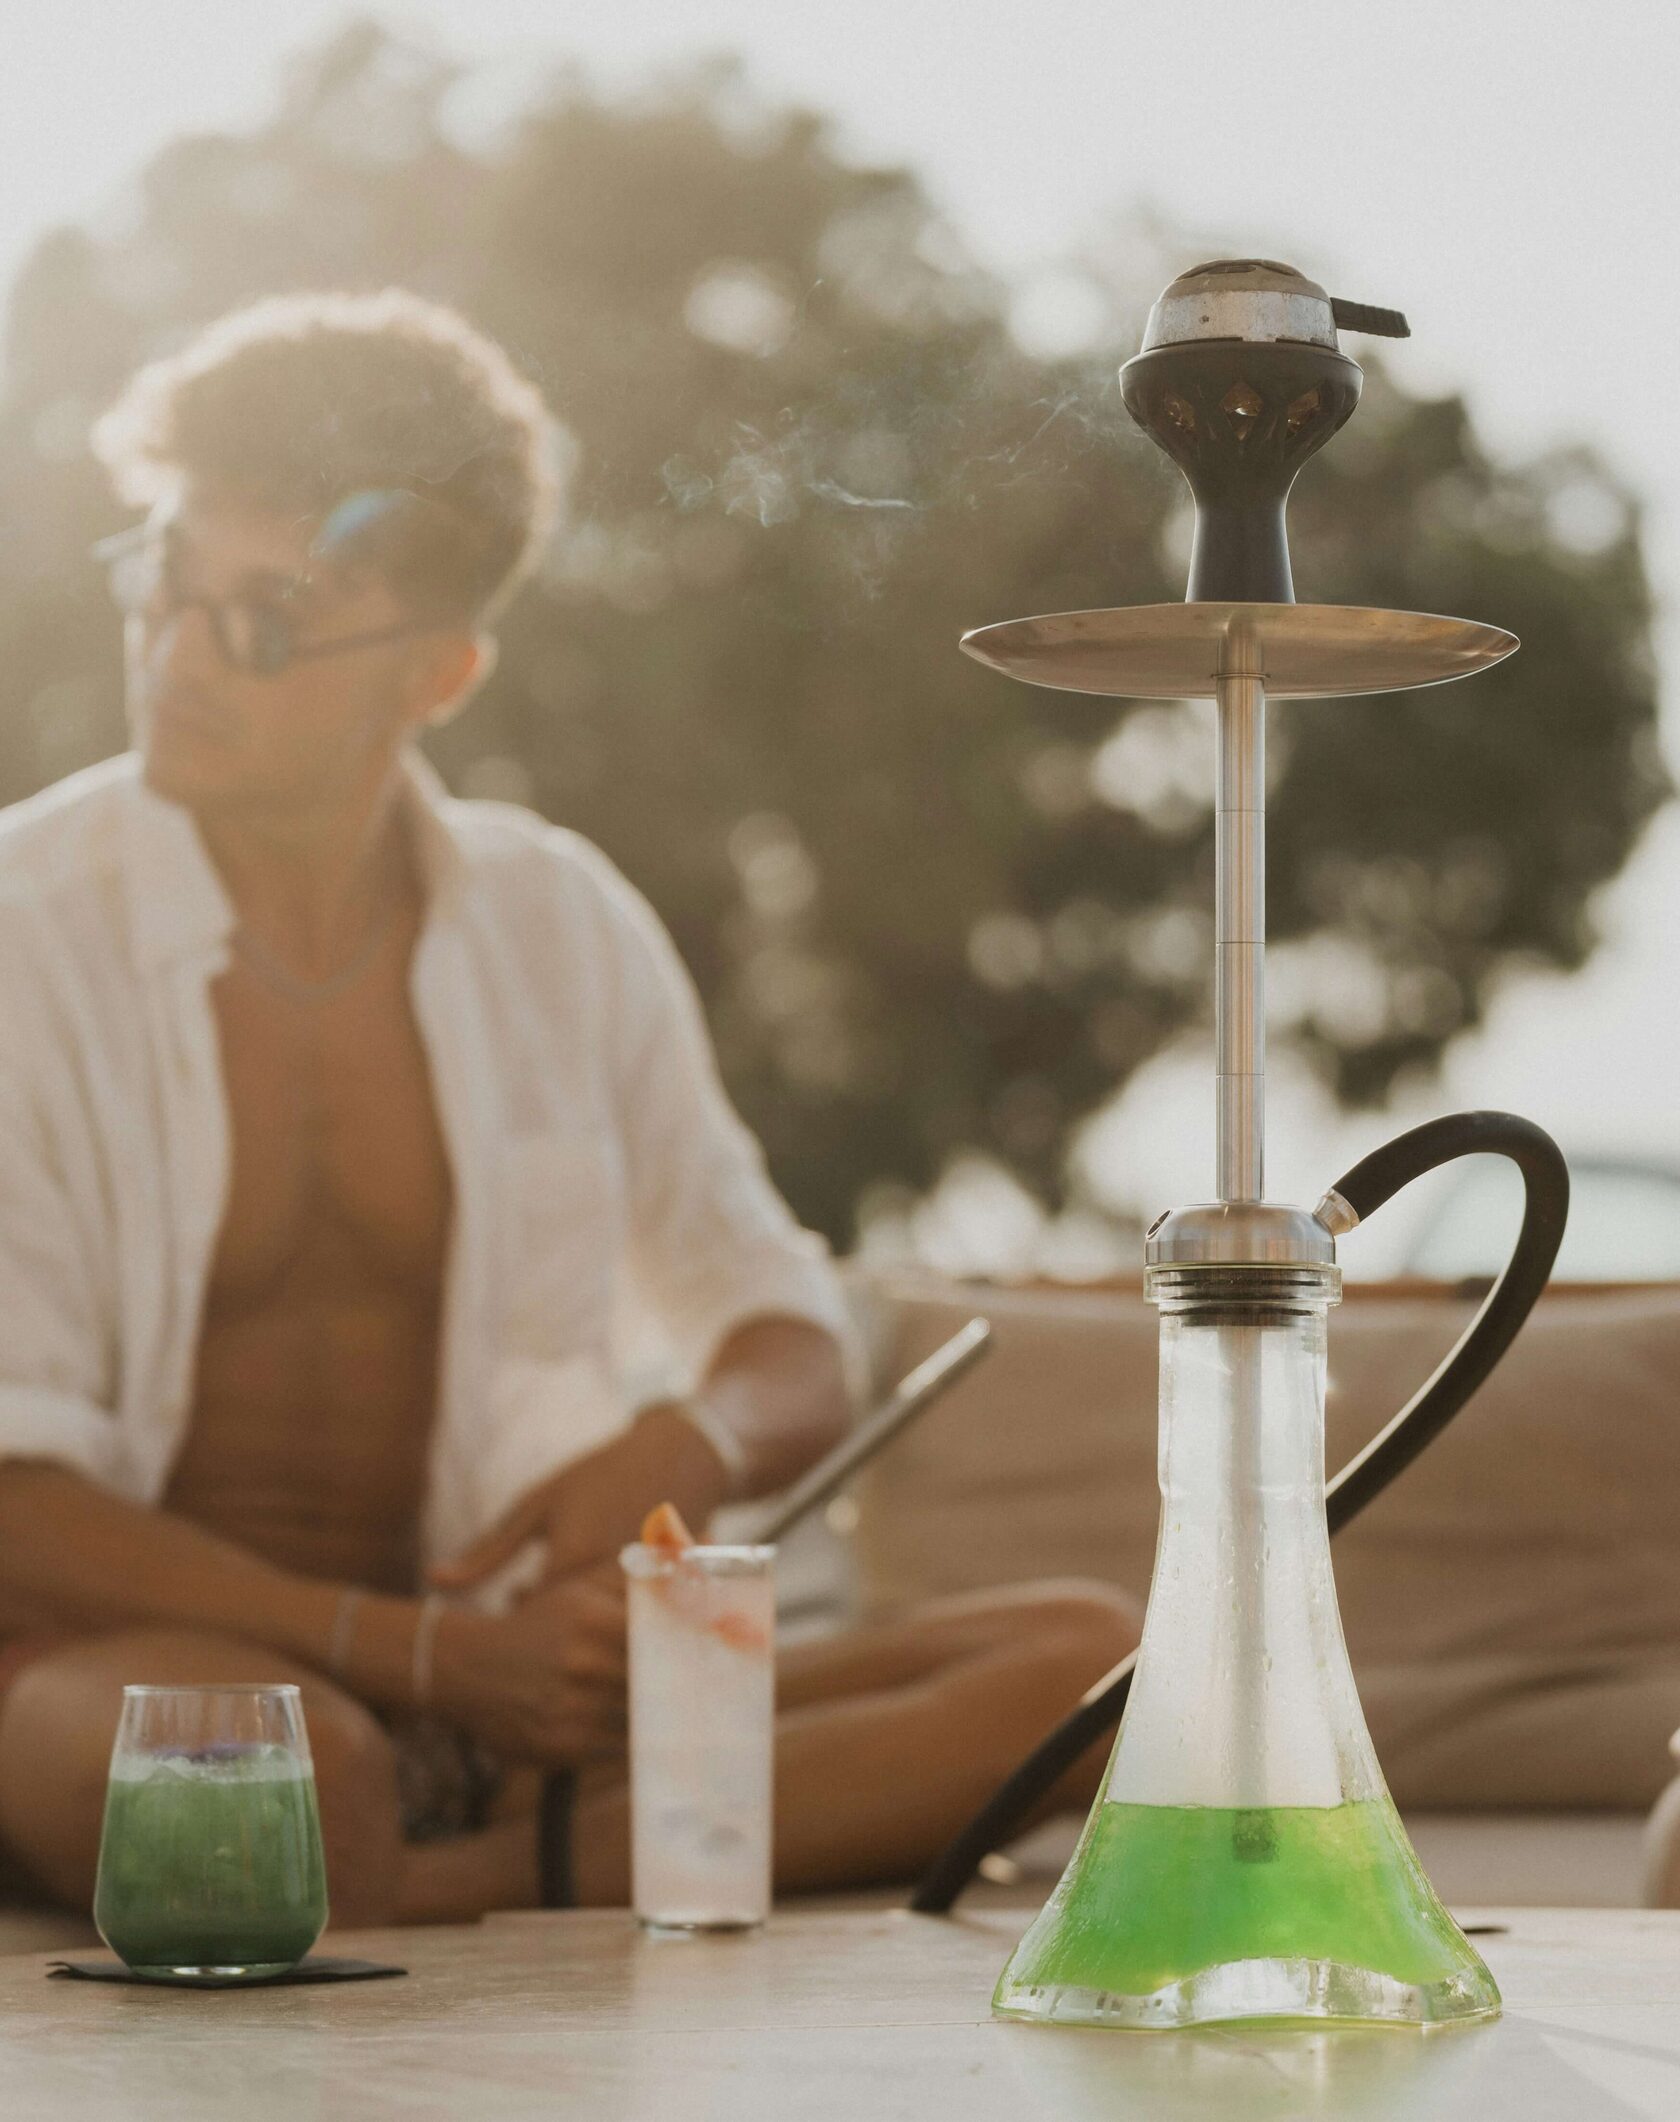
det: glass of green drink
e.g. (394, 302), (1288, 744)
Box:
(93, 1684), (329, 1982)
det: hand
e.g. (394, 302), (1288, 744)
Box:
(430, 1565), (630, 1766)
(430, 1401), (732, 1594)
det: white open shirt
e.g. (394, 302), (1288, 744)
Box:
(0, 752), (848, 1569)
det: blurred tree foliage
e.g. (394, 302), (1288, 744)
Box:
(0, 26), (1665, 1242)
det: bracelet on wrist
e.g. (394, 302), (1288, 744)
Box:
(677, 1394), (751, 1502)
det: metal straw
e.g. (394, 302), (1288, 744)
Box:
(746, 1317), (992, 1545)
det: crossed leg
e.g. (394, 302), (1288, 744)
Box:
(0, 1579), (1139, 1925)
(0, 1630), (407, 1924)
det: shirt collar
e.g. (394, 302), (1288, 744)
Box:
(120, 745), (470, 979)
(397, 748), (470, 911)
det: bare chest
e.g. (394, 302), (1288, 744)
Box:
(167, 924), (455, 1588)
(206, 936), (452, 1302)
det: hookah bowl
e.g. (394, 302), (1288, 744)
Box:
(923, 260), (1570, 2029)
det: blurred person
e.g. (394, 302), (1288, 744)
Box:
(1643, 1735), (1680, 1908)
(0, 292), (1134, 1922)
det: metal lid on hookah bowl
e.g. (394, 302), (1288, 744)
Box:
(1138, 257), (1409, 355)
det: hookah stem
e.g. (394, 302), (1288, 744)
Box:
(1215, 659), (1274, 1855)
(1216, 661), (1264, 1205)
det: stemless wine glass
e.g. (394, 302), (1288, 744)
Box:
(93, 1684), (329, 1982)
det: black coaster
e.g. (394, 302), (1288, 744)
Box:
(48, 1955), (406, 1989)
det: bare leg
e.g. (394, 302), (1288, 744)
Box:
(0, 1583), (1139, 1924)
(591, 1576), (1138, 1900)
(405, 1578), (1140, 1914)
(0, 1626), (543, 1930)
(0, 1629), (405, 1925)
(395, 1768), (547, 1924)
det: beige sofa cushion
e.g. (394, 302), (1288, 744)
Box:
(854, 1276), (1680, 1809)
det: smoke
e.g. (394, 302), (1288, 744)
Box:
(651, 350), (1130, 611)
(806, 479), (914, 512)
(662, 422), (916, 531)
(663, 365), (1122, 530)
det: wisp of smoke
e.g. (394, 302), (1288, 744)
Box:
(663, 420), (918, 531)
(806, 479), (914, 511)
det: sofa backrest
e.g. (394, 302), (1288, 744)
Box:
(853, 1274), (1680, 1808)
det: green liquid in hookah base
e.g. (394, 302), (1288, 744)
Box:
(997, 1795), (1498, 2020)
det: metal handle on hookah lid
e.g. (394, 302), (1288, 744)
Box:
(908, 1110), (1570, 1917)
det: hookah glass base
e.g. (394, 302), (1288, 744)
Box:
(992, 1268), (1500, 2032)
(953, 266), (1539, 2029)
(993, 1793), (1499, 2029)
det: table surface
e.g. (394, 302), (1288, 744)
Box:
(8, 1902), (1680, 2122)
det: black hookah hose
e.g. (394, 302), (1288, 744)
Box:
(908, 1110), (1570, 1917)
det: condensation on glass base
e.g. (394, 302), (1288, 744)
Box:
(993, 1956), (1502, 2031)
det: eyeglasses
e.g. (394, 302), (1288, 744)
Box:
(94, 524), (437, 680)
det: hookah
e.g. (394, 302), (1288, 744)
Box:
(910, 259), (1571, 2030)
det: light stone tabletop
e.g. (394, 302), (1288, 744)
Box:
(8, 1902), (1680, 2120)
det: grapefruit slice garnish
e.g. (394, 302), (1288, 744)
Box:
(711, 1609), (772, 1655)
(640, 1501), (696, 1553)
(636, 1502), (768, 1653)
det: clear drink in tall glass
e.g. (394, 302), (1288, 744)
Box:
(93, 1684), (328, 1981)
(622, 1541), (775, 1930)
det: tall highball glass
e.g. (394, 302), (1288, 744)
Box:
(622, 1542), (775, 1931)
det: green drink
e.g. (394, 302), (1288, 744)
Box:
(94, 1687), (328, 1981)
(996, 1796), (1500, 2027)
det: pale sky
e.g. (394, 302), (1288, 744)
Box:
(7, 0), (1678, 1217)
